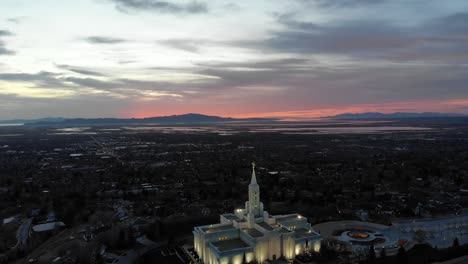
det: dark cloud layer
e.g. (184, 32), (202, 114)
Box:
(0, 93), (130, 119)
(309, 0), (387, 8)
(0, 30), (13, 37)
(56, 64), (106, 76)
(7, 17), (26, 24)
(158, 38), (223, 53)
(0, 70), (187, 98)
(0, 71), (70, 88)
(0, 72), (54, 82)
(85, 36), (126, 44)
(264, 12), (468, 63)
(0, 30), (15, 55)
(159, 39), (203, 53)
(110, 0), (208, 14)
(433, 12), (468, 33)
(2, 54), (468, 116)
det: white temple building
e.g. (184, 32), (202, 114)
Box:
(193, 163), (322, 264)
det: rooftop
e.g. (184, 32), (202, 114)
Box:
(211, 238), (251, 252)
(294, 227), (319, 239)
(201, 224), (235, 233)
(257, 221), (275, 231)
(275, 214), (304, 223)
(243, 228), (264, 238)
(222, 214), (240, 221)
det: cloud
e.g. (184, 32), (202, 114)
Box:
(62, 76), (187, 100)
(118, 60), (137, 64)
(64, 76), (109, 88)
(269, 18), (415, 55)
(158, 39), (209, 53)
(0, 93), (130, 119)
(158, 38), (245, 53)
(261, 12), (468, 64)
(431, 12), (468, 33)
(1, 58), (308, 103)
(2, 57), (468, 118)
(188, 58), (322, 96)
(84, 36), (126, 44)
(0, 70), (185, 104)
(195, 58), (313, 71)
(0, 71), (59, 83)
(0, 30), (13, 37)
(223, 3), (241, 12)
(0, 43), (14, 55)
(109, 0), (208, 14)
(308, 0), (387, 8)
(7, 17), (26, 24)
(0, 72), (79, 91)
(0, 72), (116, 93)
(56, 64), (106, 76)
(185, 54), (468, 110)
(0, 69), (189, 99)
(0, 30), (15, 55)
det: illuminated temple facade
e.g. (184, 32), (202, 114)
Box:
(193, 163), (322, 264)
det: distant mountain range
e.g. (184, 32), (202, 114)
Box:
(328, 112), (467, 119)
(1, 112), (466, 125)
(0, 117), (67, 125)
(0, 114), (276, 125)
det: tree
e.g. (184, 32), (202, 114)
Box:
(452, 237), (459, 248)
(414, 229), (427, 244)
(117, 229), (126, 249)
(380, 247), (386, 258)
(368, 244), (376, 261)
(380, 248), (388, 264)
(397, 246), (408, 264)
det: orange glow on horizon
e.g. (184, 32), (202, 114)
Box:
(118, 98), (468, 120)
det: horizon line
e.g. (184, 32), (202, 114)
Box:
(1, 111), (467, 123)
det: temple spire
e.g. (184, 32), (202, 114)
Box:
(251, 162), (257, 185)
(248, 161), (261, 218)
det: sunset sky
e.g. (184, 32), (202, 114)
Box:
(1, 0), (468, 119)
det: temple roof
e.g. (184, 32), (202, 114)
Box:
(275, 214), (304, 223)
(211, 238), (251, 252)
(201, 224), (235, 233)
(294, 227), (320, 239)
(243, 228), (264, 238)
(222, 213), (240, 221)
(257, 221), (275, 231)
